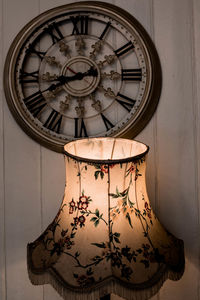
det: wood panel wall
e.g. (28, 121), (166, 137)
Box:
(0, 0), (199, 299)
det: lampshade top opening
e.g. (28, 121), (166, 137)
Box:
(64, 138), (149, 163)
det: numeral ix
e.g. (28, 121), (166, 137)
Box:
(19, 70), (39, 84)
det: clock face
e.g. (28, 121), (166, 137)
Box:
(4, 1), (161, 152)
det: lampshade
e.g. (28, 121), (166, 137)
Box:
(27, 138), (184, 300)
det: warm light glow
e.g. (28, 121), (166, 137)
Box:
(64, 138), (148, 160)
(28, 138), (184, 300)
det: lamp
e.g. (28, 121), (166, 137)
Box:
(27, 138), (184, 300)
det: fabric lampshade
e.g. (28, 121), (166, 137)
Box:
(27, 138), (184, 300)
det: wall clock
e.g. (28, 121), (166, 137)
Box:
(4, 1), (162, 152)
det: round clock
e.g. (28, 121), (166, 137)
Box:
(4, 1), (162, 153)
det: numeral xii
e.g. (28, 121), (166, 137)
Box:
(71, 16), (89, 35)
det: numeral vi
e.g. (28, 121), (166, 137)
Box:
(74, 118), (88, 138)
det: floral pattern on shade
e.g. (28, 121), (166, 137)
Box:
(28, 153), (184, 292)
(94, 163), (115, 179)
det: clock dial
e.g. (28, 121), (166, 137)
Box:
(4, 1), (161, 152)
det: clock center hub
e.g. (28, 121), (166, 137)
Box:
(61, 56), (100, 97)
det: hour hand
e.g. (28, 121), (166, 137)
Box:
(46, 74), (81, 90)
(46, 70), (97, 91)
(83, 66), (98, 77)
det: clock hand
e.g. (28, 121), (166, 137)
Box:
(63, 66), (90, 84)
(59, 68), (97, 82)
(66, 66), (77, 75)
(64, 66), (98, 78)
(65, 66), (97, 84)
(42, 76), (74, 93)
(46, 74), (81, 91)
(41, 68), (78, 82)
(84, 66), (98, 77)
(45, 67), (98, 92)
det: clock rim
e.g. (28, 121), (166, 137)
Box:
(3, 1), (162, 153)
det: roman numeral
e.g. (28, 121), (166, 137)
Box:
(71, 16), (89, 35)
(44, 22), (64, 44)
(74, 118), (88, 138)
(23, 91), (47, 117)
(43, 110), (63, 133)
(26, 44), (46, 60)
(114, 41), (134, 57)
(122, 69), (142, 81)
(19, 70), (39, 84)
(116, 93), (136, 112)
(101, 113), (114, 131)
(99, 22), (111, 40)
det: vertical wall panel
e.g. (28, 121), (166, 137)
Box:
(3, 0), (43, 299)
(0, 0), (6, 298)
(192, 0), (200, 298)
(153, 0), (198, 299)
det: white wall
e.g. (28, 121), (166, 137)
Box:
(0, 0), (199, 299)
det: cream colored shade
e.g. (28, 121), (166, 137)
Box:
(27, 138), (184, 300)
(64, 138), (148, 160)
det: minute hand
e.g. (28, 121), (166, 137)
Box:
(62, 67), (98, 80)
(54, 68), (97, 85)
(46, 68), (98, 92)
